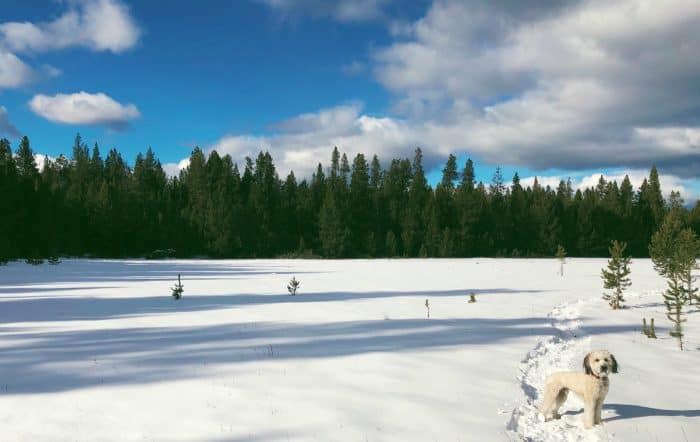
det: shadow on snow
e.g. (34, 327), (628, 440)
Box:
(604, 403), (700, 422)
(0, 288), (542, 323)
(0, 314), (637, 395)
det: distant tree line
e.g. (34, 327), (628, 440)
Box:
(1, 134), (699, 260)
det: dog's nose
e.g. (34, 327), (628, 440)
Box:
(600, 365), (608, 371)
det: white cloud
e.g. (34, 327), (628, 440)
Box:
(521, 169), (696, 201)
(370, 0), (700, 176)
(259, 0), (391, 22)
(206, 103), (420, 177)
(341, 60), (366, 76)
(161, 0), (700, 188)
(162, 158), (191, 178)
(0, 0), (140, 54)
(28, 91), (140, 128)
(0, 106), (20, 137)
(33, 153), (57, 171)
(0, 49), (34, 88)
(0, 1), (138, 90)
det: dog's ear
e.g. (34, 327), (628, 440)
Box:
(583, 353), (593, 375)
(610, 354), (619, 374)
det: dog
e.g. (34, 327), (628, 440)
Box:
(538, 350), (618, 429)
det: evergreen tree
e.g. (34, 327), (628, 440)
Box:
(3, 134), (695, 261)
(16, 136), (38, 178)
(440, 154), (458, 188)
(601, 240), (632, 309)
(319, 191), (346, 257)
(650, 210), (700, 348)
(555, 244), (567, 276)
(0, 138), (17, 260)
(349, 153), (370, 255)
(664, 273), (687, 349)
(460, 158), (475, 191)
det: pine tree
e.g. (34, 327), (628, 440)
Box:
(460, 158), (475, 191)
(440, 154), (458, 188)
(385, 231), (398, 257)
(555, 244), (567, 276)
(650, 210), (700, 348)
(319, 191), (345, 257)
(601, 240), (632, 309)
(649, 209), (684, 279)
(171, 274), (184, 300)
(287, 276), (300, 295)
(675, 228), (700, 305)
(664, 273), (687, 349)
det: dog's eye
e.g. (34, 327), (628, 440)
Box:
(595, 359), (599, 362)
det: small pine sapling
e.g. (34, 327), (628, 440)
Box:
(642, 318), (648, 336)
(425, 299), (430, 318)
(601, 240), (632, 309)
(555, 245), (566, 276)
(649, 318), (657, 339)
(287, 276), (300, 296)
(664, 275), (687, 349)
(171, 273), (184, 300)
(48, 255), (61, 265)
(468, 293), (477, 303)
(25, 257), (44, 265)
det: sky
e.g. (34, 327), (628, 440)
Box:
(1, 0), (699, 200)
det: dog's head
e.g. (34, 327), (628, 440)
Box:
(583, 350), (618, 378)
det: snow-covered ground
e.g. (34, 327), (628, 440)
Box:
(0, 258), (698, 441)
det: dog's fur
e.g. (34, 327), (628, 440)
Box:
(538, 350), (618, 429)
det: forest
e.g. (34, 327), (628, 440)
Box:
(1, 134), (698, 260)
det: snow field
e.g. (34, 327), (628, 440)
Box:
(0, 258), (698, 441)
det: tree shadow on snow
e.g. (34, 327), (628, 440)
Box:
(0, 286), (119, 295)
(0, 316), (637, 395)
(604, 403), (700, 421)
(0, 288), (542, 324)
(0, 259), (321, 285)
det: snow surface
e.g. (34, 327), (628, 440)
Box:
(0, 258), (698, 441)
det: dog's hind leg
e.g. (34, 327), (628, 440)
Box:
(539, 383), (567, 421)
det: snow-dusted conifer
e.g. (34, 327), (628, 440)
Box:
(601, 240), (631, 309)
(287, 276), (300, 296)
(555, 244), (566, 276)
(171, 274), (184, 300)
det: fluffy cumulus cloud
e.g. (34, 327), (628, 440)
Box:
(28, 92), (140, 128)
(258, 0), (391, 22)
(203, 103), (417, 178)
(0, 0), (140, 54)
(0, 49), (34, 88)
(173, 0), (700, 197)
(0, 0), (140, 89)
(371, 0), (700, 177)
(0, 106), (20, 137)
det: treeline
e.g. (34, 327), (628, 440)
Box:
(1, 134), (699, 260)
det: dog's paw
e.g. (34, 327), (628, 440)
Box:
(537, 412), (546, 423)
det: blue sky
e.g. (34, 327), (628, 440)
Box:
(1, 0), (699, 199)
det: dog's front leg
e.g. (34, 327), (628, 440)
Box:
(594, 400), (603, 425)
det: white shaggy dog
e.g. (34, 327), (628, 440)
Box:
(539, 350), (619, 429)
